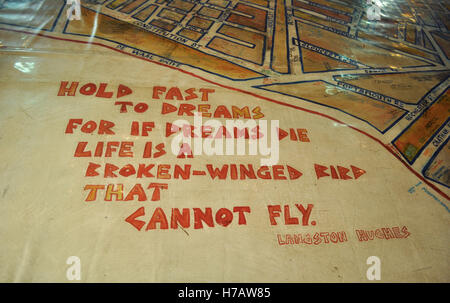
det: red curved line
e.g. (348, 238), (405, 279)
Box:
(2, 27), (449, 202)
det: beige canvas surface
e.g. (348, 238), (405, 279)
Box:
(0, 0), (449, 282)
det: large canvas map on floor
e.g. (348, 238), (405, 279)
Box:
(0, 0), (449, 282)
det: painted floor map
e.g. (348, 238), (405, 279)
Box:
(0, 0), (449, 282)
